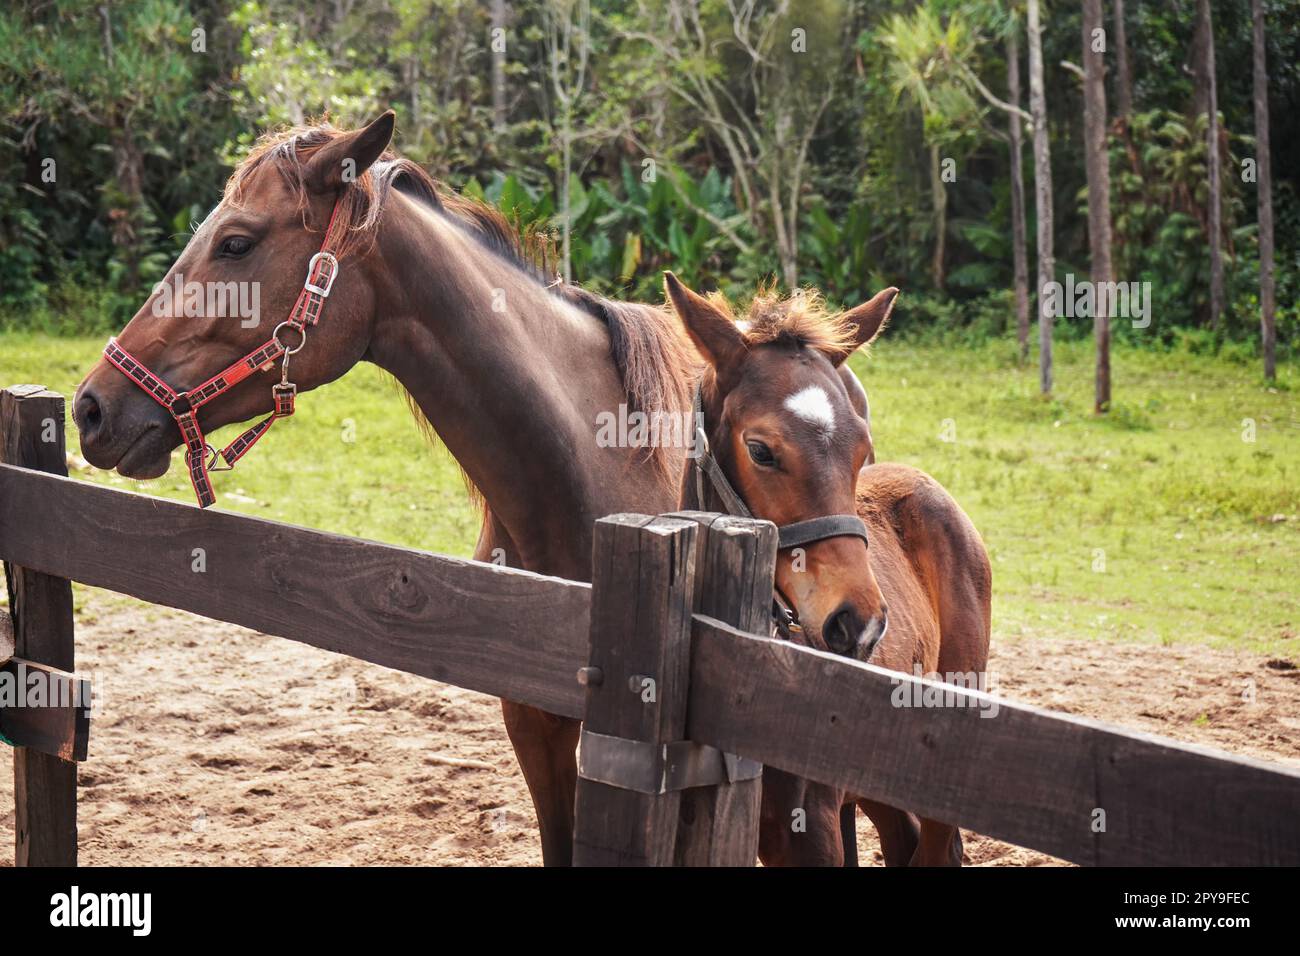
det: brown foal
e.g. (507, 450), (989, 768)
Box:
(664, 274), (992, 866)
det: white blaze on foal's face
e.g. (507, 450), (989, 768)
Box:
(784, 384), (837, 437)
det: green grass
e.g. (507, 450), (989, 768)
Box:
(2, 331), (1297, 655)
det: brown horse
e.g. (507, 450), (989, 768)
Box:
(664, 274), (992, 866)
(71, 111), (875, 865)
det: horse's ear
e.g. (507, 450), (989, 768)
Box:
(663, 272), (746, 373)
(303, 110), (396, 194)
(829, 287), (899, 367)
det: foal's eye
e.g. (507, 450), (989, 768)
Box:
(217, 236), (253, 258)
(746, 440), (777, 467)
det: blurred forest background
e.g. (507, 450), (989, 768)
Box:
(0, 0), (1296, 368)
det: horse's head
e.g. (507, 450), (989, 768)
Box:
(73, 112), (398, 481)
(665, 273), (898, 659)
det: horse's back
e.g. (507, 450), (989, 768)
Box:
(855, 462), (991, 674)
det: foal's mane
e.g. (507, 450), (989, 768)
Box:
(712, 284), (862, 357)
(226, 122), (695, 485)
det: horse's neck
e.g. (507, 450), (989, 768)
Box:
(364, 195), (678, 576)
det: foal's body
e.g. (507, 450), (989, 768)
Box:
(857, 464), (991, 865)
(664, 276), (991, 866)
(752, 465), (992, 866)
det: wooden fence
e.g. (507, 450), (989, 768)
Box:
(2, 383), (1299, 866)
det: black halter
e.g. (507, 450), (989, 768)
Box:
(690, 388), (870, 636)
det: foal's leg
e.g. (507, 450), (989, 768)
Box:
(859, 798), (921, 866)
(840, 803), (859, 867)
(910, 818), (964, 866)
(758, 773), (846, 866)
(501, 700), (581, 866)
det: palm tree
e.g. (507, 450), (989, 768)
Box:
(1027, 0), (1054, 394)
(1194, 0), (1225, 329)
(1252, 0), (1276, 380)
(1007, 13), (1031, 362)
(1083, 0), (1112, 412)
(881, 8), (983, 292)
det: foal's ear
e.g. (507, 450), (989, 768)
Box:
(303, 110), (396, 194)
(829, 287), (899, 367)
(663, 272), (746, 373)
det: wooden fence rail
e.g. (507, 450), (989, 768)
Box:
(2, 384), (1299, 867)
(0, 462), (590, 721)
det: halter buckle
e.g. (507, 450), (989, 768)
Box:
(305, 252), (338, 297)
(169, 392), (193, 416)
(693, 424), (710, 458)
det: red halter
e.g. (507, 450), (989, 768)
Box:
(103, 199), (346, 508)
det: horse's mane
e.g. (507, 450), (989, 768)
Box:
(225, 122), (695, 486)
(709, 283), (862, 356)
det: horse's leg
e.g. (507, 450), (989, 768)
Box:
(473, 514), (579, 866)
(859, 798), (921, 866)
(910, 818), (964, 866)
(840, 803), (859, 867)
(501, 700), (581, 866)
(758, 772), (845, 866)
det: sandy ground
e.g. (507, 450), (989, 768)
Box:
(2, 589), (1297, 867)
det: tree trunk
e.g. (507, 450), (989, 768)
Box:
(1007, 24), (1030, 362)
(1027, 0), (1054, 395)
(1083, 0), (1113, 413)
(561, 112), (572, 282)
(1113, 0), (1133, 120)
(109, 125), (144, 288)
(99, 5), (143, 290)
(930, 142), (947, 291)
(492, 0), (508, 133)
(1252, 0), (1276, 380)
(406, 59), (421, 129)
(1195, 0), (1225, 329)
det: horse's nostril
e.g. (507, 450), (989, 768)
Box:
(76, 391), (104, 437)
(824, 606), (864, 656)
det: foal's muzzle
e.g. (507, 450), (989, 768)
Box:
(824, 602), (888, 658)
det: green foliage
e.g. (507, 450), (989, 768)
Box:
(1105, 109), (1248, 337)
(801, 199), (881, 306)
(0, 0), (1295, 364)
(463, 160), (746, 300)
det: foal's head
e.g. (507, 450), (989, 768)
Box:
(665, 274), (898, 659)
(74, 112), (401, 478)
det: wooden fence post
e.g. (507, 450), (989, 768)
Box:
(1, 385), (78, 866)
(669, 512), (775, 866)
(573, 514), (697, 865)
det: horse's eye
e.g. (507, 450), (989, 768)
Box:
(746, 440), (776, 467)
(218, 236), (253, 258)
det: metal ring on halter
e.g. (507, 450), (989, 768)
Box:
(273, 321), (308, 355)
(205, 444), (234, 473)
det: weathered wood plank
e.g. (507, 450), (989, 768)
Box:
(2, 385), (79, 866)
(667, 512), (772, 867)
(0, 657), (91, 761)
(0, 608), (13, 664)
(0, 463), (590, 719)
(573, 514), (697, 866)
(687, 615), (1300, 866)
